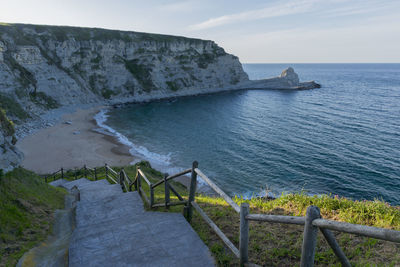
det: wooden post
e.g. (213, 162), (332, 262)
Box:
(94, 168), (97, 180)
(119, 169), (124, 191)
(71, 186), (80, 201)
(300, 206), (321, 267)
(74, 168), (77, 180)
(84, 165), (87, 178)
(61, 168), (64, 179)
(137, 171), (142, 195)
(320, 228), (351, 267)
(240, 203), (250, 266)
(150, 184), (154, 208)
(186, 161), (198, 222)
(105, 164), (108, 179)
(164, 173), (170, 209)
(134, 168), (138, 191)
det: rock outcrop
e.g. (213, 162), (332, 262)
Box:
(237, 67), (320, 90)
(0, 23), (320, 171)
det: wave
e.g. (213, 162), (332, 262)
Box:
(93, 109), (205, 185)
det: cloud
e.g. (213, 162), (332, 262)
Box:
(157, 1), (198, 12)
(188, 0), (318, 31)
(220, 17), (400, 63)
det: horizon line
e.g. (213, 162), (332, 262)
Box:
(243, 62), (400, 64)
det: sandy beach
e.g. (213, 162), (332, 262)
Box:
(17, 107), (134, 174)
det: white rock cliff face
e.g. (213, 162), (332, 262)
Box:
(0, 24), (319, 171)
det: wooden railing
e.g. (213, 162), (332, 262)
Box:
(46, 161), (400, 266)
(131, 167), (191, 208)
(183, 161), (400, 266)
(44, 164), (121, 185)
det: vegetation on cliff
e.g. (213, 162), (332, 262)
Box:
(0, 168), (66, 266)
(0, 93), (30, 121)
(0, 109), (15, 137)
(0, 23), (212, 45)
(0, 22), (247, 112)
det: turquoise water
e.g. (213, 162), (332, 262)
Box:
(103, 64), (400, 204)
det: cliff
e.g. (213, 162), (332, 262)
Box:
(0, 23), (248, 110)
(0, 23), (250, 170)
(0, 23), (319, 171)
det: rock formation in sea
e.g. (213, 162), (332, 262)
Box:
(0, 23), (320, 170)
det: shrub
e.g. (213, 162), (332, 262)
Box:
(0, 109), (15, 136)
(124, 59), (156, 92)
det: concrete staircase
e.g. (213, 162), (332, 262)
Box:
(51, 178), (215, 267)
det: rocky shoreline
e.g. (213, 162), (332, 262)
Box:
(0, 23), (320, 172)
(11, 67), (320, 172)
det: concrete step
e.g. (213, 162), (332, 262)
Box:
(79, 184), (123, 203)
(70, 211), (214, 267)
(51, 177), (215, 266)
(75, 192), (145, 228)
(49, 179), (69, 187)
(62, 178), (92, 190)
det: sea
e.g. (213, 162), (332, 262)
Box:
(95, 64), (400, 205)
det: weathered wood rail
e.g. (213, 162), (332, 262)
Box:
(183, 161), (400, 267)
(46, 161), (400, 266)
(132, 167), (190, 208)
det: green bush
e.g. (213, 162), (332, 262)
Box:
(166, 81), (179, 91)
(124, 59), (156, 92)
(101, 89), (115, 99)
(30, 92), (59, 109)
(0, 93), (30, 120)
(0, 109), (15, 136)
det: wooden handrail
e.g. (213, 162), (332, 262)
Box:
(152, 168), (191, 188)
(50, 169), (61, 176)
(246, 214), (305, 225)
(192, 201), (240, 258)
(313, 218), (400, 243)
(121, 169), (132, 184)
(106, 173), (117, 184)
(138, 169), (152, 186)
(46, 162), (400, 266)
(194, 168), (240, 213)
(168, 184), (184, 201)
(106, 166), (119, 177)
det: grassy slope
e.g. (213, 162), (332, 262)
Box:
(60, 162), (400, 266)
(0, 168), (66, 266)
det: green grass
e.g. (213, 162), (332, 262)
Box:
(0, 168), (66, 266)
(235, 192), (400, 230)
(51, 162), (400, 266)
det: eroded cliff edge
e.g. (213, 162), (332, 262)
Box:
(0, 23), (319, 171)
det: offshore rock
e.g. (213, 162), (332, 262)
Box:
(236, 67), (320, 90)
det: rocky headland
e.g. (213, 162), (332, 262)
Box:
(0, 23), (320, 171)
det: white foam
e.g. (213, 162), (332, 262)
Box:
(93, 109), (204, 184)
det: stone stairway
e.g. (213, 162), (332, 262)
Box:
(51, 178), (215, 267)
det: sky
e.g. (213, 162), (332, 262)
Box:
(1, 0), (400, 63)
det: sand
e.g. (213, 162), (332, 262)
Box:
(17, 107), (134, 174)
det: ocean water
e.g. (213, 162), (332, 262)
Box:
(100, 64), (400, 205)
